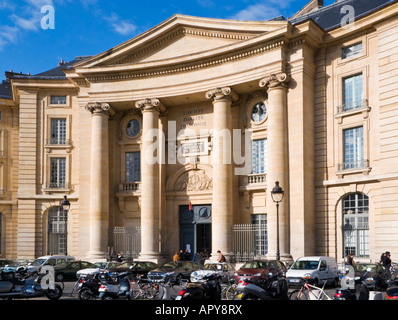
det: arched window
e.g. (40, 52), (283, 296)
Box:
(342, 193), (369, 258)
(48, 207), (67, 255)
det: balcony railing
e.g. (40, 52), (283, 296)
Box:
(337, 99), (368, 114)
(45, 138), (70, 146)
(120, 182), (140, 192)
(46, 182), (68, 189)
(338, 159), (369, 171)
(247, 173), (266, 184)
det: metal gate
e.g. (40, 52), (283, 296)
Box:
(111, 226), (141, 260)
(232, 223), (267, 262)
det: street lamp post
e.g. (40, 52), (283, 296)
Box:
(60, 195), (70, 255)
(271, 181), (284, 261)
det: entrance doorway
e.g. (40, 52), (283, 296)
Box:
(179, 204), (211, 256)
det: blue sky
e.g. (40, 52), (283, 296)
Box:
(0, 0), (335, 79)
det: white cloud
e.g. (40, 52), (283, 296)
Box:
(103, 12), (137, 36)
(230, 0), (294, 21)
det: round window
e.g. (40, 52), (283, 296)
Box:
(251, 102), (267, 123)
(126, 119), (140, 137)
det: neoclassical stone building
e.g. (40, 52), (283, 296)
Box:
(1, 0), (398, 263)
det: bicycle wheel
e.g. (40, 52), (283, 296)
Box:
(225, 284), (237, 300)
(289, 289), (308, 300)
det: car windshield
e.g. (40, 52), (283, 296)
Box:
(241, 261), (269, 269)
(30, 259), (47, 266)
(291, 260), (319, 270)
(162, 262), (180, 269)
(204, 264), (223, 271)
(354, 264), (377, 272)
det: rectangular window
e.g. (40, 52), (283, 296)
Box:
(50, 96), (67, 105)
(343, 74), (363, 111)
(343, 127), (364, 170)
(125, 152), (140, 182)
(342, 42), (362, 59)
(50, 157), (66, 188)
(251, 214), (267, 256)
(50, 118), (67, 145)
(251, 139), (267, 174)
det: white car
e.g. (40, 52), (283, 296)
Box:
(190, 262), (235, 283)
(27, 255), (75, 272)
(76, 261), (121, 278)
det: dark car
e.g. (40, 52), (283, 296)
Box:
(108, 261), (159, 279)
(353, 263), (389, 290)
(0, 259), (14, 270)
(54, 260), (94, 281)
(147, 261), (203, 284)
(233, 259), (286, 281)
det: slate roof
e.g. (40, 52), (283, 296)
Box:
(0, 80), (12, 100)
(290, 0), (395, 31)
(1, 0), (396, 101)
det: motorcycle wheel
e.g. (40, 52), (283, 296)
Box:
(78, 288), (93, 300)
(45, 284), (63, 300)
(241, 294), (260, 300)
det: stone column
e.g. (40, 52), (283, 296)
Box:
(259, 73), (292, 261)
(85, 102), (115, 260)
(206, 87), (238, 260)
(135, 98), (165, 262)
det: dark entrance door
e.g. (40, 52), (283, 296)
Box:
(179, 204), (211, 255)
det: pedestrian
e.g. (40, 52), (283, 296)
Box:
(184, 249), (191, 261)
(346, 253), (355, 266)
(217, 250), (226, 263)
(382, 251), (392, 279)
(178, 249), (184, 261)
(173, 251), (180, 261)
(116, 252), (123, 262)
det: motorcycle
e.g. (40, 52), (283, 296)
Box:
(98, 271), (132, 300)
(334, 266), (370, 300)
(76, 273), (102, 300)
(0, 266), (63, 300)
(176, 273), (221, 300)
(235, 272), (289, 300)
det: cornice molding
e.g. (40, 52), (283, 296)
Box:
(84, 40), (286, 83)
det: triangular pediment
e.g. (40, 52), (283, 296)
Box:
(74, 14), (287, 70)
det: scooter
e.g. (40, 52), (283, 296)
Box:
(235, 272), (289, 300)
(98, 271), (132, 300)
(77, 273), (102, 300)
(176, 273), (221, 300)
(334, 266), (370, 300)
(0, 266), (63, 300)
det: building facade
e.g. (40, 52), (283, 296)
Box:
(1, 0), (398, 264)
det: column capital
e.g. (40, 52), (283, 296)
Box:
(205, 87), (239, 103)
(135, 98), (166, 113)
(259, 73), (290, 90)
(85, 102), (115, 117)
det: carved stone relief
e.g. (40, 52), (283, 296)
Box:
(174, 169), (213, 192)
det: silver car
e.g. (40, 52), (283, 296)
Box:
(190, 262), (235, 283)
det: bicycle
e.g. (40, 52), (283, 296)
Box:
(221, 280), (238, 300)
(289, 279), (332, 300)
(130, 278), (159, 299)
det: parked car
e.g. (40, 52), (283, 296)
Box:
(1, 260), (32, 273)
(147, 261), (203, 283)
(286, 256), (339, 287)
(54, 260), (94, 281)
(233, 260), (286, 281)
(108, 261), (159, 279)
(0, 259), (15, 271)
(76, 261), (121, 278)
(190, 262), (235, 283)
(27, 255), (75, 272)
(353, 263), (389, 291)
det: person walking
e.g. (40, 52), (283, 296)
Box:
(382, 251), (392, 280)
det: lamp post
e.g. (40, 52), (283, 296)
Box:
(271, 181), (284, 261)
(60, 195), (70, 255)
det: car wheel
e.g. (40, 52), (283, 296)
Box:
(55, 273), (64, 282)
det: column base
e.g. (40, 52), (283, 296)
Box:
(138, 252), (169, 265)
(88, 251), (108, 262)
(266, 252), (294, 264)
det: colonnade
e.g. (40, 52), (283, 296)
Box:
(85, 72), (291, 262)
